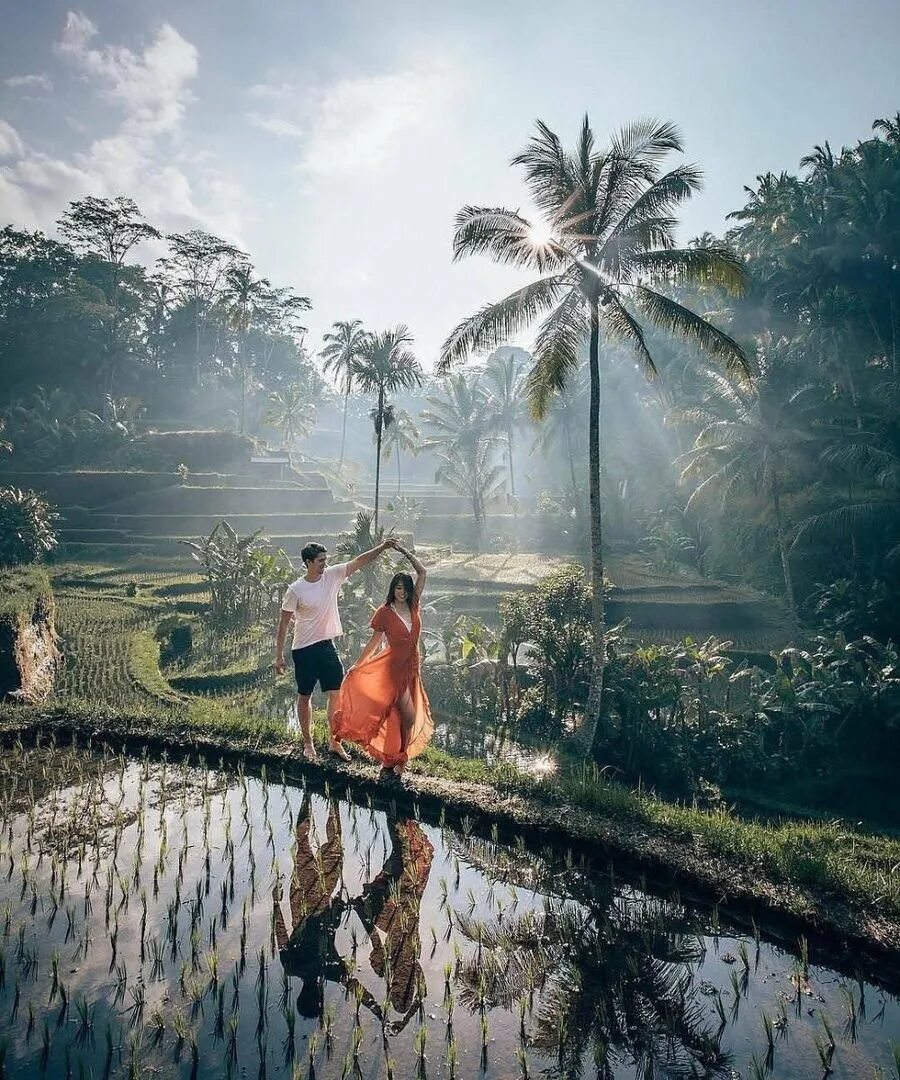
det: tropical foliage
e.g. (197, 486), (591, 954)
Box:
(0, 487), (59, 567)
(180, 521), (291, 630)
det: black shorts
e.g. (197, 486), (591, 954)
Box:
(292, 640), (344, 696)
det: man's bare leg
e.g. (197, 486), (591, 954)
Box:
(296, 694), (317, 760)
(326, 689), (351, 761)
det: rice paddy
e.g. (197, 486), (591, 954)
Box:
(0, 736), (897, 1078)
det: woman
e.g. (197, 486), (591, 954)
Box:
(333, 544), (433, 775)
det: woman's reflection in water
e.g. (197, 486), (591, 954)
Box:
(353, 819), (434, 1032)
(274, 800), (434, 1031)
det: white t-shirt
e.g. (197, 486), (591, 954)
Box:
(281, 564), (352, 650)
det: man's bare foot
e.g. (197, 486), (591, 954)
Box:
(301, 743), (318, 762)
(329, 740), (351, 762)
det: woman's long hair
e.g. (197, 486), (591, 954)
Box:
(385, 572), (417, 609)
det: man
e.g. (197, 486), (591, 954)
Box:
(275, 537), (398, 761)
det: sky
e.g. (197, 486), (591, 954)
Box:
(2, 0), (899, 368)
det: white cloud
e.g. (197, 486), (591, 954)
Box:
(0, 13), (244, 251)
(57, 10), (198, 135)
(4, 74), (54, 94)
(247, 113), (304, 140)
(249, 65), (450, 173)
(0, 121), (25, 159)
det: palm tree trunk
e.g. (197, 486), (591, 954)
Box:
(582, 295), (606, 755)
(771, 478), (796, 618)
(396, 443), (402, 494)
(339, 386), (350, 469)
(374, 388), (384, 532)
(507, 423), (517, 503)
(239, 337), (247, 435)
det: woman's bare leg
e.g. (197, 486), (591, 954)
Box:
(393, 689), (415, 775)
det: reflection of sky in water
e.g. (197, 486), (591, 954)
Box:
(0, 745), (896, 1078)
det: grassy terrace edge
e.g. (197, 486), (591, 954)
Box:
(0, 699), (898, 980)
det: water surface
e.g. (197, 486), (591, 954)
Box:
(0, 740), (896, 1078)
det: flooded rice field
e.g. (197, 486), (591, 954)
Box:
(0, 738), (897, 1078)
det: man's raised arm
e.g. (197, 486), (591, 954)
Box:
(344, 538), (398, 576)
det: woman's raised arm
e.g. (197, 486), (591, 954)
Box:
(398, 544), (426, 599)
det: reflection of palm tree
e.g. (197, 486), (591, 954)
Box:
(455, 895), (731, 1079)
(352, 819), (433, 1027)
(273, 797), (346, 1019)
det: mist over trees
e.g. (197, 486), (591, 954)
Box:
(1, 113), (899, 630)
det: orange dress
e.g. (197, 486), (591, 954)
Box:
(334, 603), (434, 767)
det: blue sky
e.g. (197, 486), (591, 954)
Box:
(2, 0), (899, 366)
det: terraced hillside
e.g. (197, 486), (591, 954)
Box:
(426, 552), (792, 654)
(12, 458), (363, 559)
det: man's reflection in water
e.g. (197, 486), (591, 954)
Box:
(273, 800), (434, 1031)
(354, 819), (434, 1031)
(273, 795), (346, 1018)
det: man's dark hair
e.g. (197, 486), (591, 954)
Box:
(301, 542), (327, 566)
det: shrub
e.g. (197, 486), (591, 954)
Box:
(0, 487), (59, 567)
(181, 521), (291, 631)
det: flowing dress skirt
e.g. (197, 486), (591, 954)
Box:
(334, 646), (433, 767)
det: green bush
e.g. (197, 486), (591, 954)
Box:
(0, 487), (59, 567)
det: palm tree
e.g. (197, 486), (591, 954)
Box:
(440, 116), (748, 752)
(483, 348), (527, 505)
(264, 385), (316, 448)
(422, 374), (504, 550)
(378, 407), (420, 493)
(223, 260), (267, 434)
(677, 342), (812, 616)
(321, 319), (367, 470)
(352, 326), (423, 530)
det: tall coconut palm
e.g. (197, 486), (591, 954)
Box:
(484, 348), (527, 504)
(352, 326), (423, 530)
(440, 116), (748, 752)
(321, 319), (367, 469)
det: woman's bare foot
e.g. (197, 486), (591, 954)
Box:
(301, 742), (318, 762)
(329, 740), (351, 762)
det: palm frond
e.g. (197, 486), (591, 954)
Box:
(451, 206), (562, 272)
(631, 246), (746, 295)
(439, 275), (568, 370)
(524, 287), (586, 419)
(512, 120), (579, 218)
(610, 118), (684, 170)
(632, 286), (750, 375)
(601, 296), (657, 377)
(792, 500), (900, 549)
